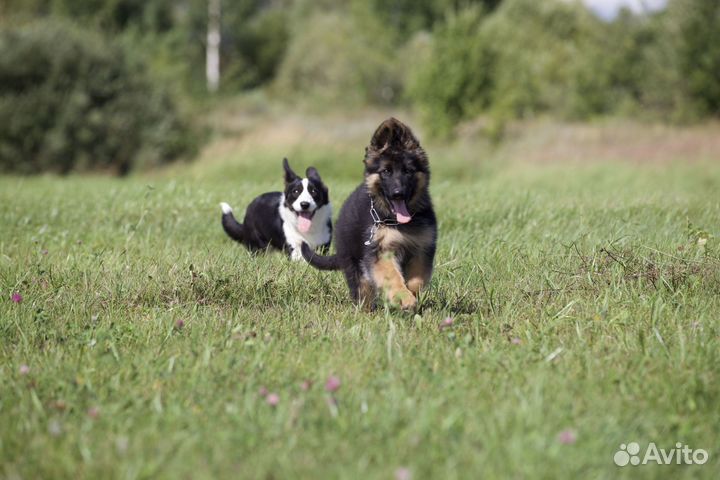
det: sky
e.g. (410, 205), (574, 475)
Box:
(581, 0), (668, 19)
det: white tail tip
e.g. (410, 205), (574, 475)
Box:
(220, 202), (233, 214)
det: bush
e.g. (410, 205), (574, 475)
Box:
(407, 1), (602, 137)
(221, 9), (290, 91)
(674, 0), (720, 117)
(567, 11), (657, 118)
(0, 20), (197, 174)
(406, 6), (496, 137)
(405, 0), (680, 136)
(482, 0), (600, 117)
(273, 12), (401, 107)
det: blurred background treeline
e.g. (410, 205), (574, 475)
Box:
(0, 0), (718, 174)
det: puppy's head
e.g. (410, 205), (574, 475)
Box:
(283, 158), (330, 233)
(364, 118), (430, 223)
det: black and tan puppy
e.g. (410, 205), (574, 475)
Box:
(301, 118), (437, 309)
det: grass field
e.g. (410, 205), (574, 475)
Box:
(1, 117), (719, 479)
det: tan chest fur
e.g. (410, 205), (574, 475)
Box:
(375, 225), (434, 253)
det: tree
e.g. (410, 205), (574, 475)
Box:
(676, 0), (720, 116)
(206, 0), (221, 92)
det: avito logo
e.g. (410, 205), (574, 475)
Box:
(614, 442), (709, 467)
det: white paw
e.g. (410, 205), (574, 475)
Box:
(290, 248), (303, 261)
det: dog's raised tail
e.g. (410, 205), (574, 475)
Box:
(301, 242), (342, 270)
(220, 202), (245, 243)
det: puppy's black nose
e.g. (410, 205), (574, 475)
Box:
(391, 189), (404, 199)
(300, 201), (310, 210)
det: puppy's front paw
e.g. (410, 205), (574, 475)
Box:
(392, 288), (417, 311)
(290, 248), (303, 261)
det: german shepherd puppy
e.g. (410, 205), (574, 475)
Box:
(301, 118), (437, 309)
(220, 158), (332, 260)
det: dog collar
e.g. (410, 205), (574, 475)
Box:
(364, 197), (399, 245)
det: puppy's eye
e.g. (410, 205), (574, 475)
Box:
(309, 187), (317, 196)
(293, 188), (301, 195)
(380, 168), (392, 176)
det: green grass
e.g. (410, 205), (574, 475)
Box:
(1, 152), (719, 478)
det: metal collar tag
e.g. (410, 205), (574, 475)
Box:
(365, 197), (399, 245)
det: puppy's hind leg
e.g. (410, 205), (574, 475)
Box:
(344, 266), (375, 310)
(357, 275), (376, 311)
(344, 266), (361, 301)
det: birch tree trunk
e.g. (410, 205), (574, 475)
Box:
(206, 0), (221, 93)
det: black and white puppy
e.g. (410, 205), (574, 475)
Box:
(220, 158), (332, 260)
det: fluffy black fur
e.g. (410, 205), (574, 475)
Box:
(302, 118), (437, 309)
(221, 158), (332, 258)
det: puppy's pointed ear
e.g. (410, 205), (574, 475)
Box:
(398, 120), (420, 149)
(370, 119), (395, 150)
(306, 166), (322, 183)
(370, 117), (419, 150)
(283, 158), (300, 185)
(306, 167), (328, 194)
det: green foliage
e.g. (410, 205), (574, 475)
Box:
(4, 0), (720, 145)
(273, 12), (401, 106)
(674, 0), (720, 116)
(2, 0), (178, 33)
(568, 11), (657, 117)
(0, 20), (197, 174)
(408, 0), (604, 136)
(354, 0), (502, 41)
(221, 9), (290, 91)
(3, 0), (292, 94)
(406, 7), (495, 137)
(408, 0), (720, 136)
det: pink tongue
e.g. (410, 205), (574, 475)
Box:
(391, 200), (412, 224)
(297, 214), (313, 233)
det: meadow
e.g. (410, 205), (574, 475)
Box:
(1, 114), (719, 479)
